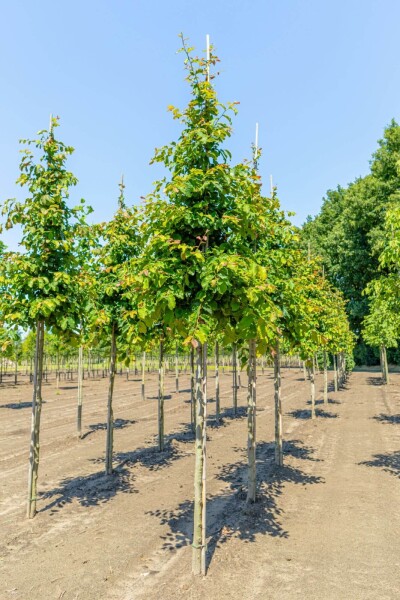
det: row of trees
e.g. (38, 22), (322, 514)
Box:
(0, 37), (353, 574)
(302, 120), (400, 367)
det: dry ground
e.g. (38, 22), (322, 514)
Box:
(1, 366), (399, 599)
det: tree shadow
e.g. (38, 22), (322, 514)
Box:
(373, 414), (400, 425)
(147, 394), (172, 400)
(0, 401), (33, 409)
(91, 423), (195, 473)
(146, 439), (324, 570)
(359, 451), (400, 479)
(209, 406), (247, 428)
(39, 465), (137, 514)
(81, 418), (136, 439)
(288, 408), (339, 419)
(306, 398), (341, 406)
(366, 377), (384, 387)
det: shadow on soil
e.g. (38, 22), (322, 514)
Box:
(373, 414), (400, 425)
(288, 408), (339, 419)
(147, 439), (324, 570)
(359, 451), (400, 479)
(81, 418), (136, 439)
(0, 401), (33, 409)
(39, 465), (138, 514)
(39, 425), (196, 514)
(306, 398), (341, 406)
(366, 376), (384, 387)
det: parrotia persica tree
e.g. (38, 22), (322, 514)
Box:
(122, 36), (286, 576)
(90, 178), (142, 476)
(0, 117), (91, 518)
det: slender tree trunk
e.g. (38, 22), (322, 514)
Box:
(333, 354), (338, 392)
(310, 359), (316, 419)
(233, 344), (237, 415)
(323, 351), (328, 405)
(215, 341), (220, 422)
(14, 353), (18, 386)
(190, 348), (195, 432)
(77, 345), (83, 438)
(274, 342), (283, 466)
(383, 345), (389, 385)
(27, 319), (45, 518)
(192, 342), (207, 575)
(105, 325), (117, 475)
(303, 361), (307, 381)
(158, 341), (164, 452)
(141, 351), (146, 401)
(175, 343), (179, 394)
(247, 339), (257, 503)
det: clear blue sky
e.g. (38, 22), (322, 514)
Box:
(1, 0), (400, 249)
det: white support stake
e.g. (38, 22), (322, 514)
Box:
(206, 34), (210, 82)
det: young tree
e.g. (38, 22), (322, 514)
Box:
(91, 178), (141, 475)
(0, 117), (90, 517)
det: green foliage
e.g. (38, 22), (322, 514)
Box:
(0, 118), (92, 333)
(302, 120), (400, 338)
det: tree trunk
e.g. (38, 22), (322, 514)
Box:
(232, 344), (237, 415)
(383, 345), (389, 385)
(215, 341), (220, 422)
(310, 358), (316, 419)
(14, 352), (18, 386)
(190, 348), (195, 432)
(27, 319), (45, 518)
(105, 325), (117, 475)
(333, 354), (338, 392)
(247, 339), (257, 502)
(141, 351), (146, 401)
(274, 342), (283, 466)
(323, 351), (328, 405)
(77, 345), (83, 438)
(192, 342), (207, 576)
(158, 341), (164, 451)
(175, 344), (179, 394)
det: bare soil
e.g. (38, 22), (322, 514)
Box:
(1, 367), (399, 599)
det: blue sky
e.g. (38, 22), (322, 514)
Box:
(1, 0), (400, 249)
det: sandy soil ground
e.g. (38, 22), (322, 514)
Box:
(1, 366), (399, 599)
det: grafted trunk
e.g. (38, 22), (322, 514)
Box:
(274, 342), (283, 466)
(247, 339), (257, 502)
(215, 341), (220, 422)
(105, 325), (117, 475)
(158, 341), (164, 451)
(323, 351), (328, 405)
(27, 319), (45, 518)
(192, 342), (207, 576)
(77, 345), (83, 438)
